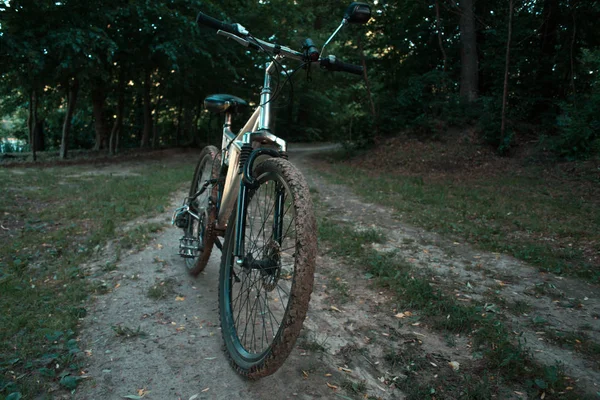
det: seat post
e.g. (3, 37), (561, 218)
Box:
(224, 112), (233, 128)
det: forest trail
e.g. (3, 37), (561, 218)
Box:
(74, 145), (599, 399)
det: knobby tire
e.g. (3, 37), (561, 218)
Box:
(218, 158), (317, 379)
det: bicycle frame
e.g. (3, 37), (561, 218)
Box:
(214, 56), (288, 259)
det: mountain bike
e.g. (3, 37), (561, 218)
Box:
(172, 2), (371, 379)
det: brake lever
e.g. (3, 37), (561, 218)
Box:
(217, 30), (251, 47)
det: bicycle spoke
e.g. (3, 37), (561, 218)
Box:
(219, 159), (316, 378)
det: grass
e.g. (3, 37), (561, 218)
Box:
(300, 333), (331, 354)
(316, 152), (599, 282)
(147, 278), (177, 300)
(111, 325), (147, 339)
(328, 275), (351, 303)
(0, 157), (192, 398)
(317, 217), (585, 399)
(540, 328), (600, 360)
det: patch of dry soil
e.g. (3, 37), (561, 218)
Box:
(74, 146), (599, 400)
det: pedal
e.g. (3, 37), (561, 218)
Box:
(179, 236), (200, 258)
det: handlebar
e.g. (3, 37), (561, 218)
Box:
(196, 11), (241, 36)
(320, 55), (363, 76)
(196, 11), (363, 76)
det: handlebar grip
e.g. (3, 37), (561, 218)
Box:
(196, 11), (238, 35)
(320, 56), (364, 76)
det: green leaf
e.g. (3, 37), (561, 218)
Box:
(59, 375), (79, 390)
(532, 316), (547, 325)
(38, 367), (56, 377)
(2, 358), (20, 366)
(45, 331), (64, 341)
(6, 393), (23, 400)
(534, 378), (547, 389)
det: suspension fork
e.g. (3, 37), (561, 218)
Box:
(233, 148), (285, 261)
(273, 182), (285, 245)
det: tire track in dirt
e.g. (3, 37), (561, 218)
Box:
(74, 146), (599, 399)
(291, 145), (600, 397)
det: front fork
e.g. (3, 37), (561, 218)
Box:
(233, 148), (286, 264)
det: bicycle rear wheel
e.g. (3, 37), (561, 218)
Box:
(219, 158), (317, 379)
(184, 145), (219, 276)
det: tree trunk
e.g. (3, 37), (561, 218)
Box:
(33, 120), (45, 152)
(192, 100), (202, 146)
(152, 96), (163, 149)
(109, 71), (125, 155)
(91, 86), (108, 151)
(175, 96), (183, 147)
(537, 0), (559, 99)
(28, 90), (38, 161)
(183, 105), (194, 145)
(141, 68), (152, 148)
(60, 77), (79, 159)
(570, 12), (577, 95)
(500, 0), (514, 147)
(459, 0), (478, 102)
(435, 0), (448, 72)
(358, 36), (377, 120)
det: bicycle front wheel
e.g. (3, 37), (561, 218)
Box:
(219, 158), (317, 379)
(185, 145), (219, 276)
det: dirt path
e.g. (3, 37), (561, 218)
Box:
(75, 145), (600, 399)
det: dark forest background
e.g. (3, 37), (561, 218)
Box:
(1, 0), (599, 160)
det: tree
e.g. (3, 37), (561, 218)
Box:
(459, 0), (478, 102)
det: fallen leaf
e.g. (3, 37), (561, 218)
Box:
(201, 388), (209, 393)
(324, 373), (332, 377)
(338, 367), (352, 373)
(175, 296), (185, 301)
(394, 312), (406, 319)
(448, 361), (460, 371)
(326, 382), (338, 390)
(330, 306), (342, 312)
(303, 370), (309, 378)
(189, 395), (199, 400)
(204, 357), (217, 360)
(115, 283), (120, 289)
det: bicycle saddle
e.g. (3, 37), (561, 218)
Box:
(204, 94), (248, 114)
